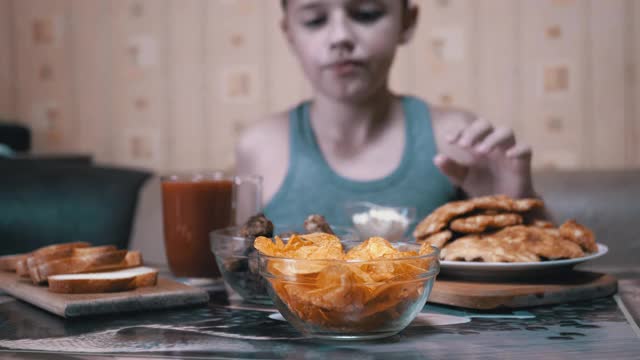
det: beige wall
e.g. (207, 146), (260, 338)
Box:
(0, 0), (638, 171)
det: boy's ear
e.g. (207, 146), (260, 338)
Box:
(400, 4), (419, 44)
(280, 16), (293, 46)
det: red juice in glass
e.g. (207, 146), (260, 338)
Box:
(161, 173), (233, 278)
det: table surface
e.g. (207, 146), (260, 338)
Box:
(0, 266), (638, 360)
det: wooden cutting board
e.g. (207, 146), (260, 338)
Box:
(430, 271), (617, 310)
(0, 271), (209, 318)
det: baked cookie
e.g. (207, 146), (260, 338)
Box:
(559, 219), (598, 253)
(414, 195), (544, 239)
(416, 230), (452, 249)
(440, 225), (584, 262)
(450, 213), (523, 233)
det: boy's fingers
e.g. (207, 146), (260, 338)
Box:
(474, 127), (515, 154)
(445, 128), (462, 144)
(506, 143), (532, 159)
(456, 118), (493, 148)
(433, 154), (468, 186)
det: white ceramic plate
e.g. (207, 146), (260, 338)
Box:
(439, 243), (608, 279)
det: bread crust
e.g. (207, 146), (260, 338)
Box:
(0, 254), (28, 272)
(26, 244), (113, 272)
(48, 267), (159, 294)
(30, 250), (135, 284)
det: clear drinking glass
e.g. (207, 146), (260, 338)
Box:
(160, 171), (262, 280)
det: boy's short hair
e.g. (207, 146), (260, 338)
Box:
(281, 0), (409, 9)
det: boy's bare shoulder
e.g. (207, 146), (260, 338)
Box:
(237, 111), (289, 153)
(236, 110), (291, 202)
(235, 110), (290, 177)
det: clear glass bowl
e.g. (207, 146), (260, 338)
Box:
(210, 225), (359, 305)
(344, 201), (416, 242)
(259, 241), (440, 340)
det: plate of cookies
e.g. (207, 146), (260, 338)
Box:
(413, 195), (607, 279)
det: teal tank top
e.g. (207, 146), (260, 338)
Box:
(263, 96), (457, 231)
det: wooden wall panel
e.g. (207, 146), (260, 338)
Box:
(519, 0), (588, 169)
(1, 0), (637, 171)
(205, 1), (245, 171)
(474, 0), (519, 130)
(633, 0), (640, 166)
(108, 0), (130, 164)
(110, 0), (169, 170)
(203, 0), (220, 170)
(166, 0), (206, 171)
(414, 0), (476, 110)
(264, 0), (310, 113)
(0, 0), (16, 120)
(588, 0), (627, 168)
(218, 0), (268, 169)
(69, 0), (113, 162)
(14, 0), (76, 153)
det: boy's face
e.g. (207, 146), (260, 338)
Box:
(283, 0), (415, 102)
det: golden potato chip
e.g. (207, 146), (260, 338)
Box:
(362, 279), (424, 318)
(275, 233), (344, 260)
(419, 241), (437, 256)
(306, 265), (368, 311)
(256, 233), (341, 275)
(281, 235), (312, 255)
(385, 250), (419, 258)
(345, 237), (397, 260)
(253, 236), (282, 256)
(377, 255), (430, 283)
(274, 266), (365, 316)
(275, 282), (317, 320)
(300, 232), (341, 246)
(270, 258), (327, 276)
(382, 252), (431, 276)
(274, 235), (285, 249)
(299, 233), (344, 260)
(345, 264), (377, 285)
(355, 261), (394, 282)
(347, 238), (429, 283)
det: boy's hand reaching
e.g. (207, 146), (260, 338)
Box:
(433, 117), (536, 199)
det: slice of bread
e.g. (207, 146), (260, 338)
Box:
(14, 242), (89, 277)
(71, 245), (117, 257)
(48, 266), (159, 294)
(122, 250), (143, 267)
(31, 242), (90, 258)
(0, 254), (28, 272)
(16, 259), (30, 278)
(30, 250), (132, 284)
(26, 244), (112, 272)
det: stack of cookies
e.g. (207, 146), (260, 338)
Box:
(413, 195), (598, 262)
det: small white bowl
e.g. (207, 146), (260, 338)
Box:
(344, 201), (416, 242)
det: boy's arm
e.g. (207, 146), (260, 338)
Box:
(235, 113), (290, 207)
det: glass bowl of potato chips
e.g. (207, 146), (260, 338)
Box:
(211, 225), (359, 305)
(255, 234), (440, 339)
